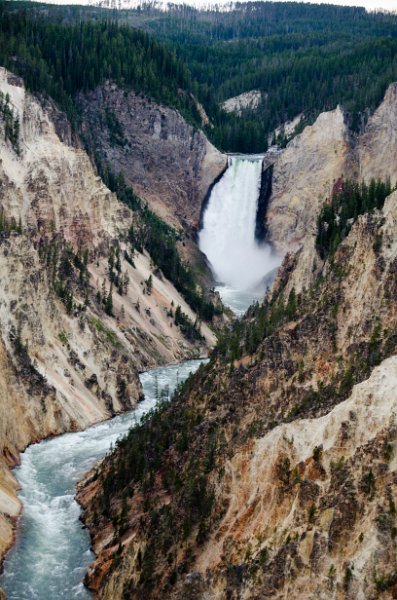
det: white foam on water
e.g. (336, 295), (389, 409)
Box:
(1, 359), (205, 599)
(199, 157), (281, 313)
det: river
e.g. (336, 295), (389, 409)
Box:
(1, 154), (278, 598)
(0, 359), (205, 600)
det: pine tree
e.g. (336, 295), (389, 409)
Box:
(105, 285), (114, 317)
(146, 275), (153, 295)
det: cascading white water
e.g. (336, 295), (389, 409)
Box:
(0, 360), (205, 600)
(199, 156), (281, 313)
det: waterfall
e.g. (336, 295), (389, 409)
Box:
(199, 156), (280, 294)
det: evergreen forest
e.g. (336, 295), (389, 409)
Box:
(2, 1), (397, 151)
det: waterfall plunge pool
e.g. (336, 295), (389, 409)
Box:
(215, 282), (273, 318)
(199, 155), (281, 315)
(0, 359), (205, 600)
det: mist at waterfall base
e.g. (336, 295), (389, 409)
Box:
(0, 359), (205, 600)
(199, 157), (281, 315)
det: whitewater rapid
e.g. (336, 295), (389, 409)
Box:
(0, 359), (205, 600)
(199, 156), (280, 314)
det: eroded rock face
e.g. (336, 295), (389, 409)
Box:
(222, 90), (262, 115)
(191, 356), (397, 599)
(78, 83), (227, 232)
(267, 106), (353, 254)
(0, 71), (129, 250)
(78, 156), (397, 599)
(0, 66), (139, 562)
(359, 82), (397, 187)
(267, 83), (397, 293)
(0, 68), (215, 565)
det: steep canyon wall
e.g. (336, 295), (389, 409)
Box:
(78, 83), (397, 600)
(0, 68), (216, 571)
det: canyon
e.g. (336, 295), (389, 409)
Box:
(1, 35), (397, 600)
(0, 65), (219, 586)
(76, 83), (397, 599)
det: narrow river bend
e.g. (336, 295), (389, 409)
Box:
(0, 359), (205, 600)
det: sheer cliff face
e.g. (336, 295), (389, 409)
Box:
(359, 83), (397, 187)
(0, 68), (215, 564)
(78, 83), (227, 232)
(78, 86), (397, 600)
(264, 107), (353, 295)
(268, 106), (353, 253)
(0, 73), (129, 249)
(189, 194), (397, 600)
(267, 83), (397, 293)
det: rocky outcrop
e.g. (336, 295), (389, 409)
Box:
(78, 83), (227, 232)
(267, 105), (353, 254)
(266, 83), (397, 293)
(358, 82), (397, 186)
(222, 90), (262, 115)
(269, 112), (304, 146)
(0, 67), (216, 569)
(0, 72), (129, 249)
